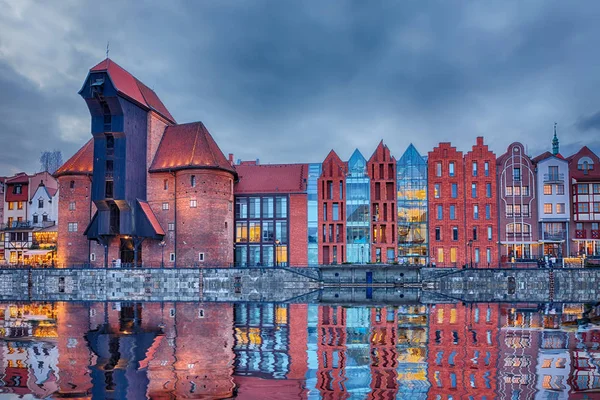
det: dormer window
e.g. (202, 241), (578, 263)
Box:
(38, 198), (43, 208)
(13, 184), (22, 194)
(578, 157), (594, 175)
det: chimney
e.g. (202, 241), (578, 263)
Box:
(228, 153), (234, 166)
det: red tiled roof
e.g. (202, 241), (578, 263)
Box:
(532, 151), (565, 163)
(235, 163), (308, 194)
(150, 122), (236, 176)
(138, 200), (165, 236)
(90, 58), (175, 123)
(55, 139), (94, 177)
(5, 173), (29, 184)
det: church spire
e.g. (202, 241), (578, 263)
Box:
(552, 122), (559, 155)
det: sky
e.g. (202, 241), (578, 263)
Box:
(1, 0), (600, 174)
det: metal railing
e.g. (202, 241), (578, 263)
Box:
(543, 173), (564, 182)
(1, 220), (55, 230)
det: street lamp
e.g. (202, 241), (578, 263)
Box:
(275, 240), (280, 267)
(159, 240), (166, 268)
(468, 239), (474, 269)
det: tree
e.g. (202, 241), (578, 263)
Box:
(40, 150), (64, 175)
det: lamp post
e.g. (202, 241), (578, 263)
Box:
(468, 239), (473, 269)
(275, 240), (280, 267)
(159, 240), (166, 268)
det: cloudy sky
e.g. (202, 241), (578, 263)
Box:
(1, 0), (599, 173)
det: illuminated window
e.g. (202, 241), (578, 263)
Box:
(249, 222), (261, 242)
(505, 186), (513, 196)
(544, 184), (552, 195)
(556, 203), (565, 214)
(17, 202), (23, 210)
(437, 248), (444, 263)
(544, 203), (552, 214)
(450, 308), (457, 323)
(162, 202), (169, 210)
(437, 308), (444, 323)
(8, 202), (14, 210)
(434, 183), (440, 198)
(235, 222), (248, 242)
(450, 248), (457, 263)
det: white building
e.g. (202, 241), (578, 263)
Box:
(28, 181), (58, 228)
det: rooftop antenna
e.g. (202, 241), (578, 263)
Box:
(106, 41), (110, 69)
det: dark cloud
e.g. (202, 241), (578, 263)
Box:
(1, 0), (599, 174)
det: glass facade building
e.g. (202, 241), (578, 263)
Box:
(307, 163), (322, 266)
(234, 195), (289, 266)
(397, 145), (429, 265)
(346, 150), (371, 263)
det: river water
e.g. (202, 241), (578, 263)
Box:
(0, 301), (598, 399)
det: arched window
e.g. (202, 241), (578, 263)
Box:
(578, 156), (594, 175)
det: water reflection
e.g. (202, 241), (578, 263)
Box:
(0, 302), (598, 399)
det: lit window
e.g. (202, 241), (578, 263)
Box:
(506, 204), (513, 216)
(17, 202), (23, 210)
(434, 183), (440, 198)
(450, 248), (457, 263)
(190, 199), (197, 208)
(168, 222), (175, 231)
(544, 203), (552, 214)
(522, 186), (530, 196)
(437, 248), (444, 263)
(556, 203), (565, 214)
(162, 202), (169, 210)
(505, 186), (513, 196)
(8, 202), (14, 210)
(544, 184), (552, 195)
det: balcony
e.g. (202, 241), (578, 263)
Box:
(2, 220), (56, 230)
(592, 230), (600, 239)
(543, 173), (564, 183)
(575, 229), (587, 239)
(542, 231), (565, 241)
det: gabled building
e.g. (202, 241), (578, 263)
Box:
(497, 142), (539, 265)
(346, 149), (370, 263)
(567, 146), (600, 257)
(533, 147), (570, 259)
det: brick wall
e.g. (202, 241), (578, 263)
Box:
(56, 175), (94, 267)
(146, 112), (169, 171)
(318, 151), (347, 264)
(143, 172), (175, 267)
(428, 143), (466, 267)
(289, 193), (308, 266)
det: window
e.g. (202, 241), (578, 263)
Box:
(513, 167), (521, 181)
(548, 165), (558, 180)
(578, 203), (589, 213)
(513, 186), (521, 196)
(435, 227), (441, 241)
(437, 205), (443, 220)
(544, 203), (552, 214)
(506, 204), (513, 216)
(452, 227), (458, 241)
(475, 248), (480, 263)
(69, 201), (76, 211)
(436, 162), (442, 177)
(90, 253), (96, 262)
(486, 248), (491, 263)
(473, 226), (478, 240)
(472, 183), (477, 198)
(593, 184), (600, 194)
(522, 186), (530, 196)
(593, 222), (599, 230)
(544, 184), (552, 195)
(556, 184), (564, 195)
(262, 197), (274, 218)
(451, 183), (458, 198)
(506, 186), (513, 196)
(434, 183), (440, 198)
(249, 197), (260, 218)
(522, 204), (529, 216)
(323, 203), (327, 221)
(169, 253), (175, 262)
(450, 205), (456, 220)
(450, 248), (457, 263)
(236, 198), (248, 218)
(332, 203), (339, 221)
(437, 248), (444, 263)
(578, 184), (589, 194)
(249, 221), (261, 242)
(276, 221), (288, 243)
(14, 184), (22, 194)
(262, 221), (274, 241)
(38, 199), (43, 208)
(556, 203), (565, 214)
(190, 199), (197, 208)
(449, 162), (455, 177)
(594, 203), (600, 213)
(484, 161), (489, 176)
(198, 253), (205, 262)
(487, 227), (492, 240)
(162, 202), (169, 210)
(69, 180), (75, 189)
(68, 222), (78, 232)
(17, 202), (23, 210)
(8, 202), (13, 210)
(191, 175), (196, 187)
(474, 205), (479, 219)
(339, 181), (343, 200)
(236, 222), (248, 242)
(163, 179), (168, 190)
(168, 222), (175, 231)
(275, 196), (287, 218)
(105, 181), (113, 198)
(33, 215), (38, 224)
(42, 214), (48, 222)
(472, 161), (478, 176)
(485, 183), (491, 198)
(486, 204), (491, 220)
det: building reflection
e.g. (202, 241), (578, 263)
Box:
(0, 301), (598, 399)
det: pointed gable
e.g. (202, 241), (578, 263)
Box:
(54, 139), (94, 177)
(320, 150), (347, 178)
(568, 146), (600, 181)
(150, 122), (237, 176)
(397, 144), (427, 179)
(368, 140), (396, 164)
(87, 58), (175, 123)
(347, 149), (367, 176)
